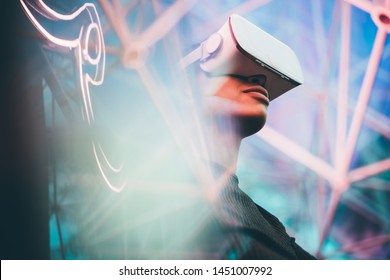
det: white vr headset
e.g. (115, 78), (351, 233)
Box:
(180, 14), (304, 101)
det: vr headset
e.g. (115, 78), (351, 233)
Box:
(180, 14), (304, 101)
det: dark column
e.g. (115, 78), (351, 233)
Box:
(0, 2), (50, 259)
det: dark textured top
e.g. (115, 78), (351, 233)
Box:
(187, 173), (316, 260)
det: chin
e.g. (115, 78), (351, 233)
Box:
(238, 115), (267, 138)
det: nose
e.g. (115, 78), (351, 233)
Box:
(247, 75), (267, 86)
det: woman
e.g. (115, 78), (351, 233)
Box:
(187, 71), (316, 259)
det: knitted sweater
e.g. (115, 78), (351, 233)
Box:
(186, 173), (316, 259)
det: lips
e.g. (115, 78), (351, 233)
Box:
(242, 86), (270, 105)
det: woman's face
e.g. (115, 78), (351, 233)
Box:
(204, 74), (269, 136)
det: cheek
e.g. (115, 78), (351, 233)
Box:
(215, 83), (241, 100)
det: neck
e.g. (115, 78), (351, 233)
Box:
(204, 114), (242, 174)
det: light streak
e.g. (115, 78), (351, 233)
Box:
(93, 142), (126, 193)
(20, 0), (127, 192)
(19, 0), (105, 124)
(97, 142), (124, 173)
(19, 0), (78, 48)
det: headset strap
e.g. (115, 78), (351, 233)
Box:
(178, 45), (203, 69)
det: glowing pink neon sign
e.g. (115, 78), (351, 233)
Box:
(20, 0), (126, 192)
